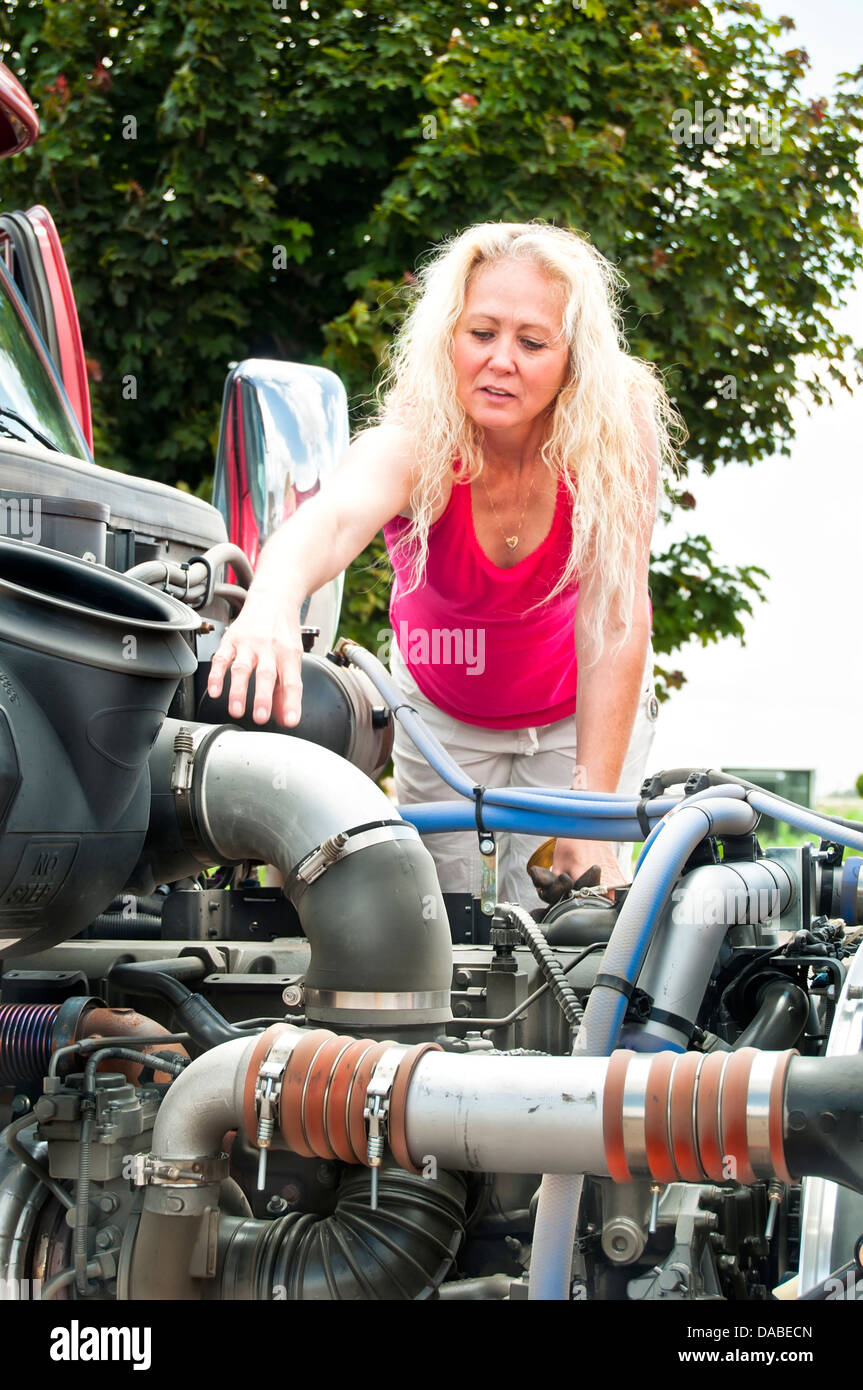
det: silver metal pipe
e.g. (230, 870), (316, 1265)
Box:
(165, 720), (452, 1026)
(403, 1053), (611, 1174)
(0, 1129), (50, 1281)
(193, 726), (401, 869)
(635, 859), (794, 1047)
(149, 1035), (257, 1161)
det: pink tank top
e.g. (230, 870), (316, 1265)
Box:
(383, 469), (579, 728)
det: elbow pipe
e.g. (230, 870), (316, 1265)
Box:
(574, 798), (760, 1060)
(733, 979), (809, 1051)
(144, 720), (453, 1034)
(135, 1049), (466, 1303)
(149, 1034), (256, 1161)
(625, 858), (794, 1052)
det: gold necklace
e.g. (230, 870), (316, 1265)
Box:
(478, 460), (539, 551)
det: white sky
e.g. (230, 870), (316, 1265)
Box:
(650, 0), (863, 796)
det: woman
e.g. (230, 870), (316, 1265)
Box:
(207, 222), (683, 904)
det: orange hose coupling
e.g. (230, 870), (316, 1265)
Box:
(602, 1046), (798, 1186)
(242, 1025), (441, 1175)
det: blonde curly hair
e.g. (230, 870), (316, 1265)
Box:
(371, 220), (686, 652)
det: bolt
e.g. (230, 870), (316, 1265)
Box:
(453, 1001), (473, 1018)
(282, 985), (304, 1007)
(267, 1195), (288, 1215)
(98, 1193), (120, 1215)
(453, 970), (473, 988)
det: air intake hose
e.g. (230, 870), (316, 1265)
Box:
(218, 1166), (466, 1300)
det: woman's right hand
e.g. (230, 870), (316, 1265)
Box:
(206, 593), (304, 727)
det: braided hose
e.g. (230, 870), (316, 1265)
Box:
(496, 903), (584, 1033)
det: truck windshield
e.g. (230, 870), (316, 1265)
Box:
(0, 259), (90, 459)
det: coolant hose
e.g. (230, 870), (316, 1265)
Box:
(529, 794), (758, 1301)
(644, 767), (863, 849)
(745, 790), (863, 853)
(402, 801), (666, 841)
(338, 640), (677, 832)
(107, 960), (254, 1050)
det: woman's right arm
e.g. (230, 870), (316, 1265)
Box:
(207, 424), (418, 726)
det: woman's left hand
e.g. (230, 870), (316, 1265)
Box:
(550, 837), (628, 889)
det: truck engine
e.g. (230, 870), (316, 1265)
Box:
(0, 388), (862, 1306)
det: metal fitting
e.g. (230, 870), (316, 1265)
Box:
(363, 1044), (409, 1210)
(253, 1029), (303, 1190)
(133, 1154), (229, 1188)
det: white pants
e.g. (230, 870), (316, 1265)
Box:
(390, 641), (659, 908)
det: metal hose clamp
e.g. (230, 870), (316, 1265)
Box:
(254, 1029), (303, 1191)
(134, 1154), (230, 1187)
(288, 822), (418, 900)
(363, 1044), (409, 1210)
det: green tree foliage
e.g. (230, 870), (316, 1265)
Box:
(1, 0), (861, 685)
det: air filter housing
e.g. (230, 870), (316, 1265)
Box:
(0, 539), (197, 956)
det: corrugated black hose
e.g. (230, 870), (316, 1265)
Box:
(220, 1166), (467, 1301)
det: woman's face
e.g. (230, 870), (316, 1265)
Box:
(452, 259), (570, 437)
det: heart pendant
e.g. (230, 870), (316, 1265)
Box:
(505, 536), (518, 550)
